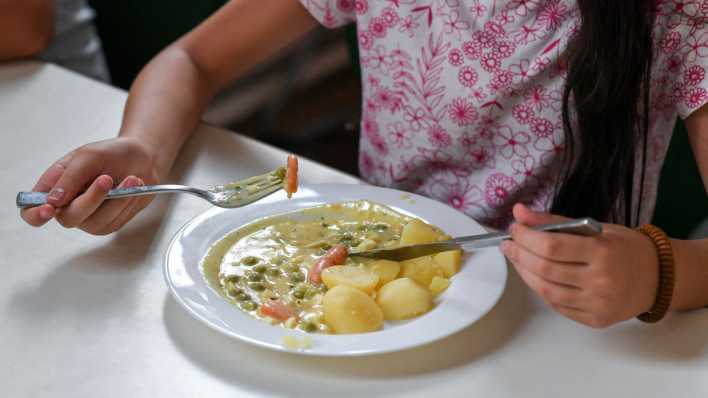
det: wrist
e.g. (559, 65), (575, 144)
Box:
(118, 130), (173, 180)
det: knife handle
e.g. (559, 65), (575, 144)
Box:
(528, 218), (603, 236)
(455, 218), (602, 251)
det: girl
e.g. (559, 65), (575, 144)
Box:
(20, 0), (708, 327)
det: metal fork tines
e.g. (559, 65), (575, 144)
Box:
(16, 167), (286, 209)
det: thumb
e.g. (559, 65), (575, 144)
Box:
(512, 203), (570, 226)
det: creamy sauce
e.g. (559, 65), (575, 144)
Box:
(201, 201), (415, 333)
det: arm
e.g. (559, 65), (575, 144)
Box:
(120, 0), (319, 176)
(0, 0), (54, 59)
(21, 0), (318, 234)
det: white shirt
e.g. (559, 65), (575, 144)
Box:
(38, 0), (109, 83)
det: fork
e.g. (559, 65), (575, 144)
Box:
(16, 167), (287, 209)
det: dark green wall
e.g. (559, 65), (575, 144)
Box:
(89, 0), (226, 89)
(652, 121), (708, 238)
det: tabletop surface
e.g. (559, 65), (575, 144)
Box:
(1, 62), (707, 398)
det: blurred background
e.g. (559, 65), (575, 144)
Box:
(89, 0), (361, 177)
(86, 0), (706, 239)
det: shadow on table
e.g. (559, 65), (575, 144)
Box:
(162, 264), (531, 397)
(8, 196), (170, 323)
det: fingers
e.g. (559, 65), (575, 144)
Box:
(46, 151), (104, 207)
(21, 204), (56, 227)
(510, 222), (593, 262)
(77, 176), (145, 235)
(54, 175), (113, 228)
(512, 202), (570, 225)
(20, 162), (67, 226)
(513, 263), (587, 310)
(501, 240), (586, 287)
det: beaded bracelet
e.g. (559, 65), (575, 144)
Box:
(636, 224), (675, 323)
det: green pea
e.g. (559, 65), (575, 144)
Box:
(320, 222), (330, 228)
(241, 301), (258, 311)
(242, 256), (259, 266)
(304, 287), (319, 299)
(300, 321), (318, 333)
(273, 257), (285, 266)
(373, 223), (389, 232)
(253, 264), (268, 273)
(289, 271), (305, 283)
(224, 274), (241, 284)
(249, 282), (266, 291)
(285, 263), (300, 273)
(226, 281), (242, 296)
(321, 243), (332, 250)
(235, 292), (251, 301)
(339, 233), (354, 243)
(265, 267), (281, 277)
(246, 272), (264, 282)
(292, 284), (307, 299)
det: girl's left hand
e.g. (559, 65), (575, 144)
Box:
(501, 203), (660, 328)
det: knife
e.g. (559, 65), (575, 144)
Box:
(349, 218), (603, 261)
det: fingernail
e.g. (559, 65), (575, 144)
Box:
(39, 206), (54, 220)
(123, 177), (140, 188)
(47, 187), (64, 202)
(97, 175), (113, 191)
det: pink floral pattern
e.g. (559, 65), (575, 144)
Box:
(300, 0), (708, 227)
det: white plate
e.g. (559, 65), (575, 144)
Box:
(164, 184), (507, 356)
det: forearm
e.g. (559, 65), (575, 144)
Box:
(119, 47), (214, 178)
(119, 0), (318, 178)
(669, 238), (708, 310)
(0, 0), (54, 59)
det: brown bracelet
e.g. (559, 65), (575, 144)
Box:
(636, 224), (675, 323)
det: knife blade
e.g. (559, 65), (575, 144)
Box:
(349, 218), (602, 262)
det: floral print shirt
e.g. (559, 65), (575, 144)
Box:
(299, 0), (708, 227)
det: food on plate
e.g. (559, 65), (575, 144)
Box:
(201, 200), (463, 334)
(429, 276), (450, 297)
(323, 285), (384, 333)
(321, 265), (380, 294)
(285, 154), (298, 198)
(365, 259), (400, 288)
(376, 277), (433, 320)
(433, 250), (462, 278)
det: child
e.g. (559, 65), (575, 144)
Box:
(20, 0), (708, 327)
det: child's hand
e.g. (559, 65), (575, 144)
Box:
(20, 137), (161, 235)
(501, 203), (660, 328)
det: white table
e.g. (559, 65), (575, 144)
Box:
(2, 62), (707, 398)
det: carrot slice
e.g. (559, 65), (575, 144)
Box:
(309, 245), (349, 284)
(261, 298), (297, 321)
(285, 155), (298, 198)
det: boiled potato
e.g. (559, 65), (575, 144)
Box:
(433, 250), (462, 278)
(400, 256), (438, 286)
(321, 265), (379, 294)
(429, 276), (450, 296)
(400, 219), (441, 245)
(366, 260), (400, 288)
(376, 278), (433, 320)
(323, 285), (383, 333)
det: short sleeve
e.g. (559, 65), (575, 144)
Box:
(298, 0), (357, 28)
(655, 2), (708, 119)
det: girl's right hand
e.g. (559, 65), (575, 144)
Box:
(20, 136), (161, 235)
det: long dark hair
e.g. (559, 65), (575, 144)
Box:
(551, 1), (656, 226)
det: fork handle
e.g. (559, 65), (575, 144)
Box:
(16, 185), (205, 209)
